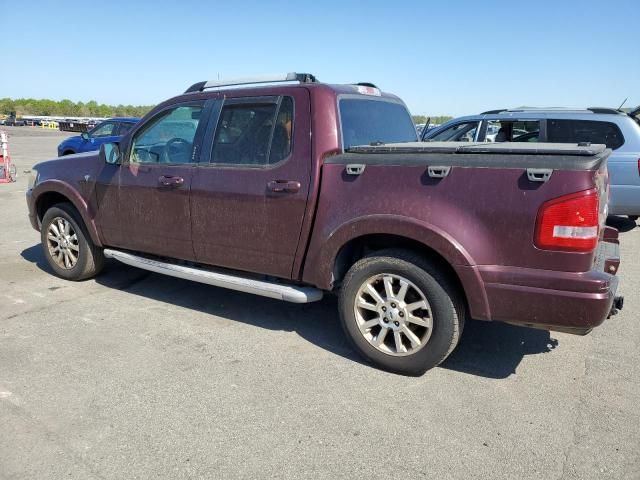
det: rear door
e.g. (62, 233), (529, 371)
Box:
(191, 89), (312, 279)
(96, 101), (209, 260)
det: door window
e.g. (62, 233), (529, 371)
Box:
(90, 122), (116, 138)
(117, 122), (135, 136)
(130, 105), (203, 164)
(485, 120), (540, 142)
(211, 97), (294, 167)
(269, 96), (294, 164)
(426, 122), (479, 142)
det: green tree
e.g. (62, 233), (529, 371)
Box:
(412, 114), (453, 125)
(0, 97), (155, 118)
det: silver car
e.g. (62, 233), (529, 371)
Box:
(422, 107), (640, 219)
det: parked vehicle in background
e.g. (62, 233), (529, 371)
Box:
(56, 117), (140, 156)
(4, 114), (26, 127)
(423, 107), (640, 219)
(26, 73), (623, 375)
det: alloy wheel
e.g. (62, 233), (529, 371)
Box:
(354, 273), (433, 356)
(46, 217), (80, 270)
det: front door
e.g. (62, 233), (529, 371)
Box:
(95, 102), (208, 260)
(191, 91), (312, 279)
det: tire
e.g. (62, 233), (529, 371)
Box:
(338, 249), (465, 376)
(41, 203), (104, 281)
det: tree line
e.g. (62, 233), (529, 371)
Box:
(1, 97), (455, 124)
(411, 115), (453, 125)
(0, 97), (154, 118)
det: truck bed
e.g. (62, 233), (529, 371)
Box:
(334, 142), (609, 170)
(304, 140), (613, 327)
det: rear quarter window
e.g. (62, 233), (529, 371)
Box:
(548, 119), (625, 150)
(339, 98), (417, 150)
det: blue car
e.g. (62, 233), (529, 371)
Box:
(57, 117), (139, 156)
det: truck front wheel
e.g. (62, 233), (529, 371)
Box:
(41, 203), (104, 281)
(339, 249), (464, 376)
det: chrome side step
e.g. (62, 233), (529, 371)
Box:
(103, 249), (323, 304)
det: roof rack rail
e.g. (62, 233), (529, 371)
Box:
(355, 82), (378, 88)
(587, 107), (623, 115)
(481, 109), (506, 114)
(184, 72), (318, 94)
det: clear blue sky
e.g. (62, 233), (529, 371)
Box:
(1, 0), (638, 116)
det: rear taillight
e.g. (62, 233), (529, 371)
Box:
(637, 158), (640, 176)
(535, 189), (599, 252)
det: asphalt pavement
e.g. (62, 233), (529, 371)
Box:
(1, 126), (639, 479)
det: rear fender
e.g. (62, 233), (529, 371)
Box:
(302, 214), (490, 319)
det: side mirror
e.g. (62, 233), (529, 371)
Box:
(100, 142), (121, 165)
(81, 132), (89, 141)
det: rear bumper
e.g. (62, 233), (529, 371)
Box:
(474, 228), (621, 334)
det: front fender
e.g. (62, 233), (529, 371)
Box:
(32, 179), (103, 247)
(302, 214), (491, 320)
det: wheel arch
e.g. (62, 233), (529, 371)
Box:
(33, 181), (102, 247)
(302, 215), (491, 320)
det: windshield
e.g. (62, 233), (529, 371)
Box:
(340, 98), (417, 150)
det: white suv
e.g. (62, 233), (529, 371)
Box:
(423, 107), (640, 220)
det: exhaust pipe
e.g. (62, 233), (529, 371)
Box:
(609, 295), (624, 317)
(614, 295), (624, 311)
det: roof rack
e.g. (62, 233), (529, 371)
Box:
(481, 107), (627, 116)
(506, 107), (584, 112)
(184, 72), (318, 94)
(587, 107), (623, 115)
(481, 109), (506, 114)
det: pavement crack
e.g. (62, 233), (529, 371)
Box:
(558, 350), (590, 480)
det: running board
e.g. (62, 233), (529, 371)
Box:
(103, 249), (323, 304)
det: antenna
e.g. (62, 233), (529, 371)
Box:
(617, 97), (628, 111)
(421, 117), (431, 141)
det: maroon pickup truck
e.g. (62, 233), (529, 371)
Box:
(26, 73), (623, 375)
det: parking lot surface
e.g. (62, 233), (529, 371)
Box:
(1, 126), (639, 479)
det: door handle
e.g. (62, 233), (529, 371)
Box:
(158, 175), (184, 187)
(267, 180), (301, 193)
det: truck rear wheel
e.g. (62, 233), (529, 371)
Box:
(41, 203), (104, 281)
(338, 249), (464, 376)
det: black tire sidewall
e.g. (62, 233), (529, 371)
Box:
(339, 255), (459, 376)
(41, 205), (92, 280)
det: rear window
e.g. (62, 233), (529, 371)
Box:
(339, 98), (417, 150)
(547, 119), (624, 150)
